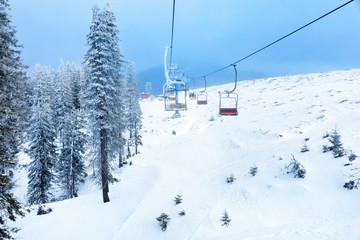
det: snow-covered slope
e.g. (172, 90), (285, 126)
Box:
(13, 69), (360, 239)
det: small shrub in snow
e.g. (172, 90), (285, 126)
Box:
(172, 130), (176, 135)
(220, 210), (231, 227)
(37, 205), (52, 215)
(328, 129), (345, 158)
(179, 210), (186, 216)
(344, 180), (359, 190)
(173, 193), (183, 205)
(209, 116), (215, 121)
(348, 151), (358, 162)
(304, 137), (310, 142)
(156, 213), (170, 231)
(286, 154), (306, 178)
(300, 143), (309, 153)
(249, 166), (258, 176)
(226, 174), (236, 183)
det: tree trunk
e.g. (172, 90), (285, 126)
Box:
(135, 133), (138, 155)
(118, 135), (123, 168)
(100, 128), (110, 203)
(127, 139), (131, 159)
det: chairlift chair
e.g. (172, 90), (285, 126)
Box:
(163, 82), (187, 111)
(219, 91), (238, 115)
(197, 92), (207, 105)
(197, 76), (208, 105)
(219, 64), (238, 116)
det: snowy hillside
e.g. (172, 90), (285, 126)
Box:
(12, 69), (360, 239)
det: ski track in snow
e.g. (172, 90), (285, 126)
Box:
(12, 69), (360, 240)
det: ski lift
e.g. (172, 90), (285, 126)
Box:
(219, 64), (238, 116)
(197, 76), (208, 105)
(163, 82), (187, 111)
(164, 87), (176, 100)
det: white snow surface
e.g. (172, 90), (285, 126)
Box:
(12, 69), (360, 239)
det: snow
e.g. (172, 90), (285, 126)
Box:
(12, 69), (360, 239)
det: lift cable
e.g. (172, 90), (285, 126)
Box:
(192, 0), (354, 79)
(169, 0), (176, 68)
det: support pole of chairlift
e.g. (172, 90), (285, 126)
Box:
(174, 82), (180, 117)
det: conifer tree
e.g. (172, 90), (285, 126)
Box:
(83, 4), (125, 203)
(173, 193), (183, 205)
(220, 210), (232, 227)
(57, 109), (86, 199)
(0, 0), (27, 237)
(27, 65), (57, 205)
(124, 62), (142, 156)
(328, 129), (345, 158)
(56, 63), (86, 199)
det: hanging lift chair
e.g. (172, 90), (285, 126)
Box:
(197, 76), (208, 105)
(219, 64), (238, 116)
(163, 82), (187, 111)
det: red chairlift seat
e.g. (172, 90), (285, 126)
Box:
(219, 107), (238, 115)
(219, 92), (238, 116)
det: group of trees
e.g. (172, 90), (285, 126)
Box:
(27, 63), (86, 204)
(1, 1), (142, 238)
(27, 4), (142, 204)
(0, 0), (27, 238)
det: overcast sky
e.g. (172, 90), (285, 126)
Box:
(9, 0), (360, 78)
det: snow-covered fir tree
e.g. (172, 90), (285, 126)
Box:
(328, 129), (345, 158)
(220, 210), (232, 227)
(57, 109), (86, 199)
(83, 4), (125, 203)
(56, 63), (86, 200)
(0, 0), (27, 238)
(124, 62), (142, 157)
(27, 65), (57, 205)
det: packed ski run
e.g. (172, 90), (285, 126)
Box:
(10, 69), (360, 239)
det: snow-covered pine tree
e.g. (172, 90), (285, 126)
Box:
(56, 63), (86, 200)
(27, 65), (57, 205)
(83, 4), (125, 203)
(124, 62), (142, 157)
(328, 129), (345, 158)
(173, 193), (183, 205)
(220, 210), (232, 227)
(0, 0), (28, 238)
(57, 110), (86, 199)
(156, 213), (170, 231)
